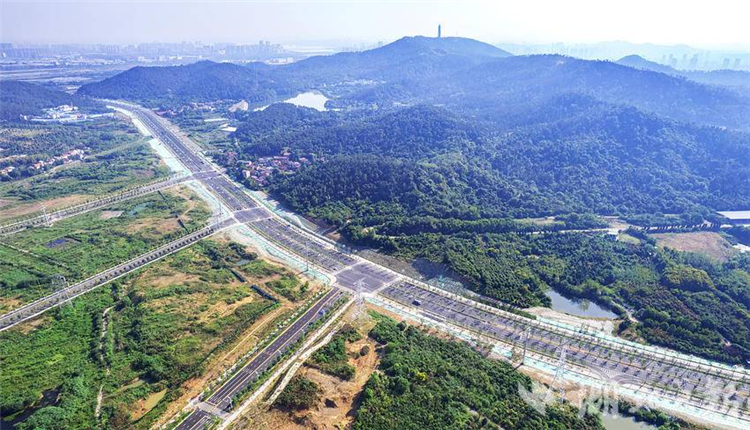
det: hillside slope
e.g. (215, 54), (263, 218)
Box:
(616, 54), (750, 91)
(1, 81), (103, 121)
(77, 61), (290, 106)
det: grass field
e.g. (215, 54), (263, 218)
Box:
(0, 115), (169, 221)
(0, 239), (302, 430)
(651, 231), (737, 262)
(0, 186), (211, 312)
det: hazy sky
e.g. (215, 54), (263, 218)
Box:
(2, 0), (749, 49)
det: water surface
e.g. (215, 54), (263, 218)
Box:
(546, 290), (618, 319)
(255, 91), (329, 112)
(601, 414), (657, 430)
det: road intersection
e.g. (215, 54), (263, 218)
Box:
(2, 101), (749, 429)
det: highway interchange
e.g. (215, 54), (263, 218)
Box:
(123, 102), (750, 429)
(2, 101), (749, 429)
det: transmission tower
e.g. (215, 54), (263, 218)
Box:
(350, 292), (369, 324)
(52, 274), (71, 306)
(42, 205), (51, 227)
(548, 346), (568, 401)
(353, 278), (367, 293)
(522, 326), (531, 365)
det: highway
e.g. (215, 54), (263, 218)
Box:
(0, 218), (236, 331)
(84, 102), (750, 429)
(0, 174), (190, 237)
(175, 288), (343, 430)
(112, 101), (400, 293)
(380, 281), (750, 419)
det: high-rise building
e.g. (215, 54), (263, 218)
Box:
(438, 24), (442, 38)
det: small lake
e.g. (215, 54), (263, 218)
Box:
(546, 290), (618, 319)
(255, 91), (329, 112)
(283, 91), (329, 111)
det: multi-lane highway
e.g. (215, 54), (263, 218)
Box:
(175, 289), (344, 430)
(0, 218), (235, 331)
(114, 102), (750, 429)
(115, 101), (400, 293)
(380, 281), (750, 418)
(0, 174), (189, 236)
(5, 101), (740, 429)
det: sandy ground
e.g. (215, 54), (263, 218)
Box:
(651, 231), (736, 262)
(99, 210), (123, 220)
(526, 306), (617, 335)
(236, 316), (381, 430)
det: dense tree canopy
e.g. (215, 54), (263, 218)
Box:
(354, 316), (604, 430)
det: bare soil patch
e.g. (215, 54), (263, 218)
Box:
(0, 194), (90, 221)
(652, 231), (736, 262)
(130, 389), (167, 421)
(99, 210), (123, 220)
(526, 306), (616, 334)
(254, 334), (380, 430)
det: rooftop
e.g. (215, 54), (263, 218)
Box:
(718, 211), (750, 220)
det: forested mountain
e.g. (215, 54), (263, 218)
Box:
(277, 36), (511, 85)
(615, 55), (675, 74)
(240, 101), (750, 219)
(0, 81), (104, 121)
(244, 101), (750, 364)
(77, 37), (509, 107)
(374, 54), (750, 129)
(78, 36), (749, 130)
(616, 54), (750, 91)
(77, 61), (292, 106)
(77, 34), (750, 364)
(233, 103), (488, 158)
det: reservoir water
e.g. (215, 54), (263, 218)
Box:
(255, 91), (329, 112)
(546, 290), (618, 319)
(601, 414), (657, 430)
(283, 91), (329, 111)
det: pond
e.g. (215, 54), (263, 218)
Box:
(546, 289), (618, 319)
(601, 414), (657, 430)
(45, 237), (80, 249)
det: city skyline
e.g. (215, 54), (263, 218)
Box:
(2, 0), (749, 50)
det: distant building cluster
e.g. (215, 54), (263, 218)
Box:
(158, 101), (224, 117)
(0, 40), (293, 63)
(26, 105), (112, 123)
(241, 153), (311, 185)
(30, 149), (85, 170)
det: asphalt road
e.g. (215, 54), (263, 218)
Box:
(112, 102), (750, 429)
(175, 288), (343, 430)
(380, 281), (750, 418)
(0, 218), (236, 331)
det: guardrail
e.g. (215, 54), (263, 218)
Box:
(0, 173), (190, 236)
(0, 218), (235, 331)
